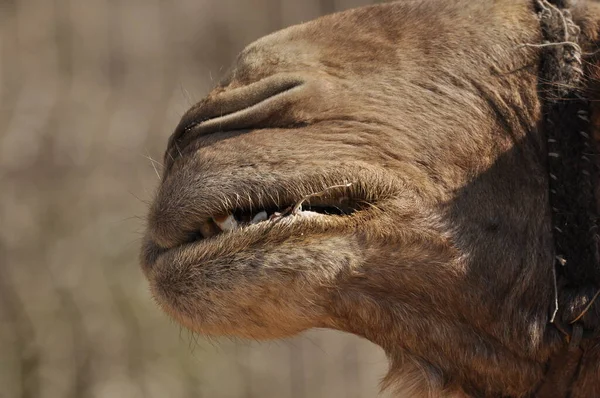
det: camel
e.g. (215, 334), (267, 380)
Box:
(140, 0), (600, 396)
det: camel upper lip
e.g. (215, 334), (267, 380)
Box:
(150, 180), (365, 250)
(181, 182), (364, 245)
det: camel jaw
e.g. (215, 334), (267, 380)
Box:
(141, 178), (370, 270)
(139, 157), (405, 333)
(139, 166), (403, 339)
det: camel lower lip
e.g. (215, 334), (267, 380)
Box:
(142, 208), (353, 273)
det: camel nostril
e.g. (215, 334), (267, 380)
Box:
(168, 74), (307, 155)
(194, 75), (305, 126)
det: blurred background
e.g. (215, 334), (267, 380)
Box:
(0, 0), (393, 397)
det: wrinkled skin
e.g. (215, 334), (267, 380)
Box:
(141, 0), (600, 396)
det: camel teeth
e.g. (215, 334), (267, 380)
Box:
(251, 211), (268, 224)
(213, 214), (238, 231)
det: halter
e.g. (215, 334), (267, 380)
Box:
(533, 0), (600, 396)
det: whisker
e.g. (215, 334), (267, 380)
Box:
(175, 143), (183, 159)
(143, 149), (163, 180)
(128, 191), (152, 206)
(140, 153), (164, 168)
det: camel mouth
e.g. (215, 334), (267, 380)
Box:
(183, 184), (367, 244)
(168, 183), (373, 246)
(142, 169), (399, 266)
(141, 174), (392, 278)
(140, 176), (398, 299)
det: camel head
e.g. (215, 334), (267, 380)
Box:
(141, 0), (600, 396)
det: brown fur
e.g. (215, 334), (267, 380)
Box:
(140, 1), (600, 396)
